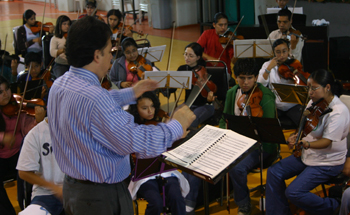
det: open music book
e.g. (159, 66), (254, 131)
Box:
(161, 125), (258, 184)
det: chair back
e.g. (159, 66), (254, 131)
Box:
(41, 34), (54, 69)
(205, 60), (229, 102)
(13, 26), (21, 55)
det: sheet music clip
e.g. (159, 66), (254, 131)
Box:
(234, 39), (276, 58)
(138, 45), (167, 63)
(272, 83), (309, 105)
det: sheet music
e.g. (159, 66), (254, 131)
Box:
(138, 45), (166, 63)
(162, 125), (257, 178)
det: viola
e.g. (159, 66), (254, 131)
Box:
(128, 55), (152, 79)
(1, 94), (45, 117)
(192, 65), (217, 98)
(218, 31), (244, 46)
(293, 98), (332, 157)
(30, 21), (54, 34)
(278, 59), (310, 86)
(236, 84), (264, 117)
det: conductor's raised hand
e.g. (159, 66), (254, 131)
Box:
(172, 105), (196, 135)
(132, 79), (159, 98)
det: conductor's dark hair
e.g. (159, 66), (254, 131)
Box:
(55, 15), (72, 38)
(214, 12), (228, 24)
(23, 9), (36, 25)
(277, 8), (292, 21)
(233, 58), (259, 77)
(310, 69), (343, 97)
(272, 38), (290, 51)
(66, 16), (112, 68)
(128, 91), (161, 124)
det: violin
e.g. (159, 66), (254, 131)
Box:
(192, 65), (217, 98)
(293, 98), (332, 157)
(127, 55), (152, 79)
(101, 75), (112, 90)
(283, 28), (307, 42)
(237, 84), (264, 117)
(218, 31), (244, 46)
(278, 59), (310, 86)
(30, 21), (54, 34)
(63, 32), (68, 38)
(1, 94), (45, 117)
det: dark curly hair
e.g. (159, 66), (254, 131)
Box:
(128, 91), (161, 124)
(66, 16), (112, 68)
(233, 58), (259, 77)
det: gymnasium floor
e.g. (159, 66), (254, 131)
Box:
(0, 1), (324, 214)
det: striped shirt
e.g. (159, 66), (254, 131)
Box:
(47, 67), (183, 183)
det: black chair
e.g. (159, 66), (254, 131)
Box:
(258, 13), (306, 26)
(42, 34), (54, 69)
(205, 60), (229, 103)
(321, 173), (349, 198)
(12, 26), (22, 56)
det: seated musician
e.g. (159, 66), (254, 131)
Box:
(0, 75), (46, 215)
(50, 15), (71, 78)
(218, 58), (277, 215)
(339, 149), (350, 215)
(274, 0), (289, 9)
(107, 9), (132, 43)
(17, 9), (54, 57)
(266, 69), (350, 215)
(257, 39), (303, 127)
(127, 91), (188, 215)
(17, 116), (65, 215)
(78, 0), (105, 22)
(109, 37), (152, 89)
(177, 42), (215, 128)
(17, 52), (49, 99)
(197, 12), (234, 75)
(268, 9), (304, 61)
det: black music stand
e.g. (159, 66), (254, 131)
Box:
(224, 114), (285, 214)
(15, 79), (43, 99)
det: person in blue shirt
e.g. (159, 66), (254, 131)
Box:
(47, 16), (195, 215)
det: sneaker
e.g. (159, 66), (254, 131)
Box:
(238, 202), (252, 215)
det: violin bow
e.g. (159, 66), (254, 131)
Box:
(165, 21), (176, 112)
(1, 34), (8, 76)
(290, 0), (298, 24)
(112, 14), (127, 62)
(11, 63), (32, 149)
(39, 0), (47, 40)
(217, 15), (244, 64)
(169, 83), (186, 120)
(239, 83), (258, 116)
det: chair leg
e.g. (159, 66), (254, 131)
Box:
(134, 199), (139, 215)
(321, 184), (328, 197)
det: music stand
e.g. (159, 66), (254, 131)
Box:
(16, 79), (43, 99)
(145, 71), (192, 112)
(272, 83), (308, 105)
(224, 114), (285, 214)
(234, 39), (276, 59)
(138, 45), (167, 63)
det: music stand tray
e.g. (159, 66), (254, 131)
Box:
(272, 83), (309, 105)
(234, 39), (276, 58)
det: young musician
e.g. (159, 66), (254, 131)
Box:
(17, 116), (65, 215)
(268, 9), (304, 61)
(257, 39), (303, 127)
(266, 69), (350, 215)
(47, 16), (195, 215)
(107, 9), (132, 42)
(17, 52), (50, 99)
(177, 42), (215, 128)
(110, 37), (152, 88)
(197, 12), (234, 75)
(17, 9), (54, 57)
(128, 91), (188, 215)
(0, 76), (45, 215)
(50, 15), (71, 78)
(274, 0), (289, 9)
(78, 0), (105, 22)
(218, 58), (277, 215)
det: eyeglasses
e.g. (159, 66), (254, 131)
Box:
(124, 49), (138, 56)
(309, 86), (321, 92)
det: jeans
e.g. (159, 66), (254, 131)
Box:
(190, 105), (215, 128)
(229, 149), (271, 208)
(182, 172), (202, 209)
(52, 63), (70, 79)
(31, 195), (64, 215)
(266, 155), (343, 215)
(137, 177), (185, 215)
